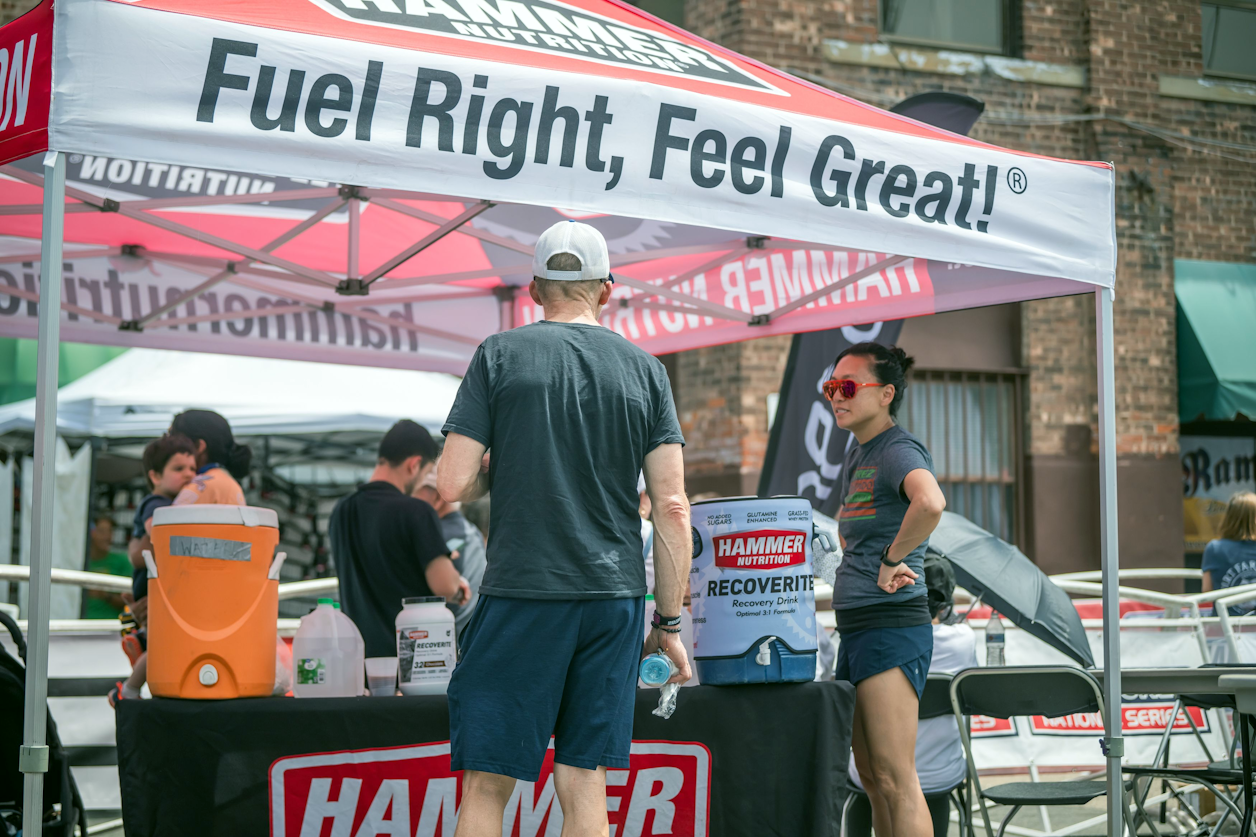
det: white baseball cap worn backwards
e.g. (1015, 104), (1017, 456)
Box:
(532, 220), (611, 282)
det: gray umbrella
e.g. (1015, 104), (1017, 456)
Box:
(927, 512), (1094, 668)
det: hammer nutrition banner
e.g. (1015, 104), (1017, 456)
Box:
(0, 239), (496, 373)
(271, 741), (709, 837)
(44, 0), (1115, 287)
(116, 682), (853, 836)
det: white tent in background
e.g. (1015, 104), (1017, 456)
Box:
(0, 348), (460, 438)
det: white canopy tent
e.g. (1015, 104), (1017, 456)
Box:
(0, 347), (460, 437)
(0, 1), (1122, 834)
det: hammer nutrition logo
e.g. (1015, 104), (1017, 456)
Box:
(308, 0), (772, 91)
(713, 529), (806, 570)
(270, 740), (710, 836)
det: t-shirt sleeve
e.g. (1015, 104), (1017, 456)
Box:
(411, 501), (451, 571)
(133, 495), (174, 539)
(646, 365), (685, 452)
(1202, 541), (1224, 575)
(442, 344), (493, 447)
(886, 437), (934, 502)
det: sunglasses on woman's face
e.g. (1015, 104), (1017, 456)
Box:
(822, 378), (887, 401)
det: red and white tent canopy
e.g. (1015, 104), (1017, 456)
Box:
(1, 4), (1129, 834)
(0, 0), (1114, 374)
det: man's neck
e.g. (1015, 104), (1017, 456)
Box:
(543, 302), (602, 325)
(370, 466), (408, 493)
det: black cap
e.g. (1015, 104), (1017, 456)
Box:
(924, 552), (956, 620)
(402, 596), (446, 605)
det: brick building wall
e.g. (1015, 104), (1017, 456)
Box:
(1, 0), (32, 25)
(682, 0), (1255, 574)
(4, 0), (1252, 574)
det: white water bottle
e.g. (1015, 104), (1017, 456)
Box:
(985, 611), (1006, 667)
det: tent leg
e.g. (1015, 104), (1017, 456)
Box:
(21, 150), (65, 837)
(1096, 287), (1124, 837)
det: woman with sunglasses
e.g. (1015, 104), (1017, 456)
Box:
(827, 342), (947, 837)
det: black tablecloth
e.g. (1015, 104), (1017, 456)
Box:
(117, 681), (853, 837)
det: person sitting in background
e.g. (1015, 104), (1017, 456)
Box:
(169, 409), (250, 505)
(110, 434), (197, 707)
(84, 516), (130, 619)
(331, 420), (470, 658)
(413, 462), (485, 637)
(845, 553), (976, 837)
(1202, 492), (1256, 614)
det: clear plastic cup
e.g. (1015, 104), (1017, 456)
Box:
(365, 656), (398, 696)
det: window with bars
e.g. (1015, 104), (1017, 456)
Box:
(897, 370), (1024, 546)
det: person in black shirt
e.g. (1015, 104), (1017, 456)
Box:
(330, 421), (470, 658)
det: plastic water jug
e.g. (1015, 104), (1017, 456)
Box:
(331, 602), (365, 693)
(690, 496), (818, 685)
(293, 598), (364, 698)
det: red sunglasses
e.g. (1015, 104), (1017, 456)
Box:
(822, 378), (887, 401)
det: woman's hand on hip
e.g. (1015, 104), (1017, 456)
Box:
(877, 561), (918, 594)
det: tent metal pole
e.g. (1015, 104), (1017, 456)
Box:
(347, 196), (360, 281)
(1095, 286), (1124, 837)
(21, 150), (65, 837)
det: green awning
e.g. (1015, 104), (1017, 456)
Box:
(1176, 259), (1256, 422)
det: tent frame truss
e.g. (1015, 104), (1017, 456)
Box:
(0, 164), (925, 338)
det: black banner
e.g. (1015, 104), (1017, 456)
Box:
(757, 92), (984, 514)
(757, 322), (903, 514)
(117, 683), (853, 837)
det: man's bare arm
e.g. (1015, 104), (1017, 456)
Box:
(641, 443), (692, 683)
(438, 433), (490, 504)
(424, 556), (471, 606)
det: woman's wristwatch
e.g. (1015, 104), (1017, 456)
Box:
(880, 543), (904, 567)
(652, 611), (683, 634)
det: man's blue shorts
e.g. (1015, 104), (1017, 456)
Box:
(448, 594), (645, 782)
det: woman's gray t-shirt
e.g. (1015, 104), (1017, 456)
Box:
(834, 425), (935, 610)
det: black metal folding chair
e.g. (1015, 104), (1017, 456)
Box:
(842, 674), (969, 837)
(951, 666), (1117, 837)
(1122, 691), (1246, 837)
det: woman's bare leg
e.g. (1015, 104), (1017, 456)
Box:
(851, 667), (931, 837)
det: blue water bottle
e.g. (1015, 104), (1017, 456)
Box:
(639, 651), (678, 687)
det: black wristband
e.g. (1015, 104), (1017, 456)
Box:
(652, 611), (682, 628)
(653, 625), (681, 634)
(880, 543), (904, 567)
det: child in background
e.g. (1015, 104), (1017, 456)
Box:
(109, 434), (196, 707)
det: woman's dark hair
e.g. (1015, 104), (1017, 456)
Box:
(170, 409), (252, 479)
(833, 342), (916, 418)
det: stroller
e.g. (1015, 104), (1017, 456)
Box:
(0, 610), (85, 837)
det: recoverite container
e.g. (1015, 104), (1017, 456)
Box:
(147, 504), (284, 699)
(690, 496), (818, 684)
(396, 596), (456, 695)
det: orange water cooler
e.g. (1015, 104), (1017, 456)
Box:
(145, 505), (286, 699)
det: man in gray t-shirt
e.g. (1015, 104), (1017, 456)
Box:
(438, 220), (693, 837)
